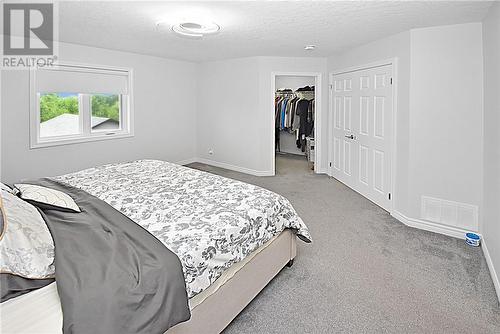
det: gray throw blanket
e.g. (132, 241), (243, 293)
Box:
(0, 274), (54, 302)
(30, 179), (191, 334)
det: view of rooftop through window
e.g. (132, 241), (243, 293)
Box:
(40, 93), (79, 123)
(91, 94), (120, 131)
(39, 93), (120, 138)
(39, 93), (80, 137)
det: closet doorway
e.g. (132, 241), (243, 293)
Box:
(272, 73), (322, 175)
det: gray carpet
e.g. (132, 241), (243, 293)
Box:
(187, 154), (500, 333)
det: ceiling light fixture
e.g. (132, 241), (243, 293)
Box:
(304, 45), (316, 51)
(168, 20), (220, 38)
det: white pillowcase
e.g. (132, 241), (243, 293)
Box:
(0, 182), (13, 194)
(15, 184), (81, 212)
(0, 189), (55, 279)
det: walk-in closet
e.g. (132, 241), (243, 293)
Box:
(274, 75), (316, 173)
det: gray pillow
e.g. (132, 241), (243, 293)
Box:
(0, 195), (5, 238)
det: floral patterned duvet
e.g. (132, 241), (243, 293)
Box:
(53, 160), (311, 298)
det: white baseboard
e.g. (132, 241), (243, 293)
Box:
(196, 158), (274, 177)
(175, 157), (198, 166)
(482, 240), (500, 305)
(178, 158), (327, 177)
(315, 167), (329, 174)
(391, 210), (474, 240)
(392, 211), (500, 305)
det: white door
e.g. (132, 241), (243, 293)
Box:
(330, 64), (393, 211)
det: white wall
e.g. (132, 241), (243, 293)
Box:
(196, 57), (263, 173)
(2, 52), (327, 181)
(409, 23), (483, 229)
(275, 76), (315, 91)
(1, 42), (197, 183)
(0, 22), (488, 244)
(327, 31), (412, 215)
(482, 2), (500, 300)
(197, 56), (327, 175)
(328, 23), (484, 234)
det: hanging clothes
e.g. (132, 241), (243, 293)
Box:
(275, 96), (282, 129)
(281, 99), (287, 129)
(287, 96), (299, 128)
(275, 86), (315, 152)
(308, 98), (315, 123)
(295, 99), (313, 150)
(275, 90), (292, 151)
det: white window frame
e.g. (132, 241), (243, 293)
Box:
(29, 62), (134, 149)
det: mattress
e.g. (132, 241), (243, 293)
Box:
(52, 160), (311, 298)
(0, 234), (280, 334)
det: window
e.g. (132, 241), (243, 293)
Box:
(30, 63), (133, 148)
(91, 94), (121, 132)
(40, 93), (80, 138)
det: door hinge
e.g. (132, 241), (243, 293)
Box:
(329, 84), (333, 90)
(388, 193), (391, 200)
(390, 78), (393, 85)
(329, 162), (332, 167)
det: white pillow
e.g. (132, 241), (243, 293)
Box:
(0, 189), (55, 279)
(0, 182), (13, 194)
(15, 183), (81, 212)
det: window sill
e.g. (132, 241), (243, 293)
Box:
(30, 132), (134, 149)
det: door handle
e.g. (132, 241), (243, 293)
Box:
(345, 134), (356, 140)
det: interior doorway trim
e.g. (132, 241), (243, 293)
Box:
(328, 58), (398, 213)
(270, 71), (323, 175)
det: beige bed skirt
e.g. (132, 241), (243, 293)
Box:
(167, 229), (297, 334)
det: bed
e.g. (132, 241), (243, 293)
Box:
(0, 160), (310, 333)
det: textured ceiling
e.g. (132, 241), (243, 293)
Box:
(58, 1), (493, 62)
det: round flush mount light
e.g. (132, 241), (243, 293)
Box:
(304, 45), (316, 51)
(169, 21), (220, 38)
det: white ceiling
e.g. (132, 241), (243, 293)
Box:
(59, 1), (493, 62)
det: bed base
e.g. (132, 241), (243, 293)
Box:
(167, 229), (297, 334)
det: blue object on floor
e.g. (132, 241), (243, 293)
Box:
(465, 232), (481, 247)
